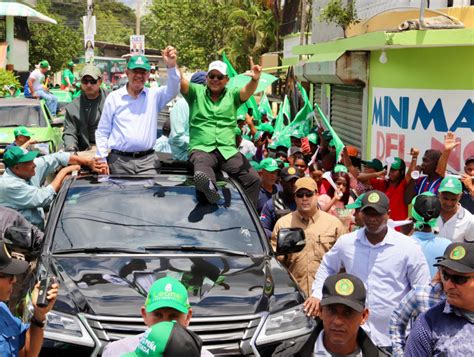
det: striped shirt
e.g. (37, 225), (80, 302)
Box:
(415, 176), (442, 195)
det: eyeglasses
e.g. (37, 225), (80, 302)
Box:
(81, 78), (98, 85)
(208, 73), (225, 80)
(295, 191), (316, 198)
(440, 269), (474, 285)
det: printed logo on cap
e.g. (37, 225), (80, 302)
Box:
(288, 167), (296, 175)
(450, 246), (466, 261)
(445, 179), (455, 188)
(335, 278), (354, 296)
(136, 57), (144, 65)
(165, 283), (173, 292)
(20, 148), (28, 154)
(368, 192), (380, 203)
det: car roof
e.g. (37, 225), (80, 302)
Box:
(0, 98), (42, 107)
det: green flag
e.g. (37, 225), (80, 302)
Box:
(314, 102), (344, 161)
(222, 52), (261, 122)
(279, 83), (314, 142)
(258, 93), (274, 120)
(273, 95), (290, 136)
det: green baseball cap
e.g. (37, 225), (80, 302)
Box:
(362, 159), (384, 172)
(67, 60), (75, 67)
(145, 277), (190, 314)
(439, 177), (462, 195)
(128, 55), (151, 71)
(123, 321), (202, 357)
(329, 139), (336, 148)
(290, 129), (304, 139)
(250, 160), (261, 171)
(80, 64), (102, 80)
(236, 114), (245, 122)
(307, 133), (318, 144)
(14, 126), (33, 138)
(259, 158), (280, 172)
(3, 147), (39, 168)
(256, 123), (274, 134)
(333, 164), (348, 173)
(389, 157), (403, 170)
(39, 60), (49, 69)
(345, 193), (365, 210)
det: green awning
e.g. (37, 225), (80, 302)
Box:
(0, 2), (57, 24)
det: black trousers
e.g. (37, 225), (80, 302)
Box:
(189, 150), (262, 209)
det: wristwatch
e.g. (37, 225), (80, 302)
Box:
(31, 316), (46, 328)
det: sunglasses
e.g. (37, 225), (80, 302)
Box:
(295, 191), (316, 198)
(440, 269), (474, 285)
(208, 73), (225, 80)
(81, 78), (98, 85)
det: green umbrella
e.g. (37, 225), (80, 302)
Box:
(226, 72), (278, 94)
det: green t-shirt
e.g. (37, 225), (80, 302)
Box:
(61, 68), (75, 86)
(185, 83), (244, 160)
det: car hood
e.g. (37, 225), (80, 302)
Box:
(51, 254), (303, 317)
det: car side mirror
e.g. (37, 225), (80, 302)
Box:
(276, 228), (306, 256)
(51, 117), (64, 127)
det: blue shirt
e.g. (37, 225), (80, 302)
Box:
(0, 302), (29, 356)
(260, 195), (296, 239)
(153, 135), (172, 154)
(410, 231), (451, 277)
(405, 301), (474, 356)
(4, 142), (17, 151)
(0, 152), (70, 229)
(95, 67), (180, 158)
(257, 184), (280, 214)
(168, 97), (190, 161)
(389, 283), (445, 356)
(312, 227), (431, 347)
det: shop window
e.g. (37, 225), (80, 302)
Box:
(14, 17), (30, 41)
(0, 17), (6, 42)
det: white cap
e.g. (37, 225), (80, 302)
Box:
(208, 60), (227, 75)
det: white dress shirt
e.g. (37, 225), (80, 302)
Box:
(436, 204), (474, 243)
(311, 227), (430, 347)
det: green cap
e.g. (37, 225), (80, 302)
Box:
(345, 193), (365, 210)
(439, 176), (462, 195)
(256, 123), (274, 134)
(236, 114), (245, 122)
(250, 160), (261, 171)
(259, 158), (280, 172)
(362, 159), (384, 172)
(3, 147), (39, 168)
(14, 126), (33, 138)
(80, 64), (102, 80)
(67, 61), (75, 67)
(290, 129), (304, 139)
(39, 60), (49, 69)
(128, 55), (151, 71)
(307, 133), (318, 144)
(333, 164), (348, 173)
(329, 139), (336, 147)
(390, 157), (403, 170)
(145, 277), (190, 314)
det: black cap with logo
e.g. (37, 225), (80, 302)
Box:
(360, 190), (390, 214)
(434, 242), (474, 274)
(280, 166), (300, 182)
(0, 239), (29, 275)
(321, 273), (366, 312)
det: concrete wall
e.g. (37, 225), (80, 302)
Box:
(12, 38), (29, 72)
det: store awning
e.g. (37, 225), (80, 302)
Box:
(0, 2), (57, 24)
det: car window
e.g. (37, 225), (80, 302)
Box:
(0, 105), (46, 127)
(51, 179), (264, 255)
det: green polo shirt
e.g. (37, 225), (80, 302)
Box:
(61, 68), (75, 86)
(185, 83), (244, 160)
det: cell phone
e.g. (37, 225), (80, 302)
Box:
(37, 275), (55, 308)
(247, 108), (253, 116)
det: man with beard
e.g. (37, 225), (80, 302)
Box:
(304, 190), (430, 352)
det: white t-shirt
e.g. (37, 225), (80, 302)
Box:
(313, 331), (362, 356)
(28, 69), (45, 92)
(239, 138), (256, 157)
(437, 205), (474, 243)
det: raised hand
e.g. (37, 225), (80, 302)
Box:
(243, 57), (262, 82)
(162, 46), (178, 68)
(444, 131), (460, 152)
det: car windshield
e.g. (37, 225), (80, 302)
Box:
(0, 105), (46, 127)
(51, 177), (264, 255)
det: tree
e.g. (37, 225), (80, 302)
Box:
(94, 3), (134, 44)
(319, 0), (360, 37)
(29, 0), (83, 72)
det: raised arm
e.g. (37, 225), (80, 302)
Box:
(239, 58), (261, 103)
(436, 131), (460, 177)
(405, 148), (419, 183)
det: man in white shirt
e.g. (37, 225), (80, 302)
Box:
(304, 190), (430, 350)
(437, 176), (474, 243)
(27, 60), (58, 116)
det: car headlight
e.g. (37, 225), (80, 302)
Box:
(255, 304), (315, 346)
(44, 310), (95, 347)
(31, 142), (50, 155)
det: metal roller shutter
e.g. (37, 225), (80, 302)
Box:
(314, 83), (322, 109)
(330, 85), (363, 151)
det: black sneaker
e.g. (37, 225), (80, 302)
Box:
(194, 171), (221, 204)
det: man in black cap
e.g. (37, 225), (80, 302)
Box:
(298, 273), (388, 356)
(0, 239), (59, 356)
(405, 242), (474, 356)
(259, 166), (299, 239)
(305, 190), (430, 350)
(63, 64), (108, 155)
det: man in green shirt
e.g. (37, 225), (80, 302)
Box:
(61, 61), (76, 91)
(180, 60), (262, 207)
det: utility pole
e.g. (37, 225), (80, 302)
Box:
(136, 0), (141, 35)
(84, 0), (96, 63)
(299, 0), (309, 46)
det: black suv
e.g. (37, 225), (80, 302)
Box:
(38, 165), (314, 356)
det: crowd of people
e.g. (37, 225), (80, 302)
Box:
(0, 44), (473, 356)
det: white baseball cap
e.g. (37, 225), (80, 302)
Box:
(208, 60), (227, 76)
